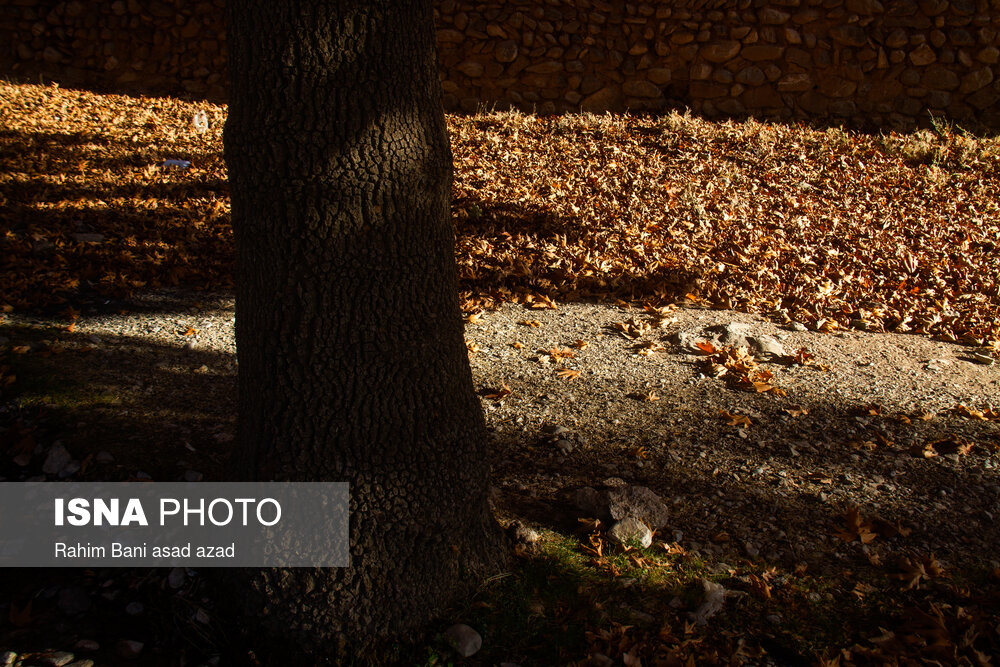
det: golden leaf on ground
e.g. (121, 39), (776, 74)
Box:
(518, 319), (542, 328)
(642, 390), (660, 402)
(465, 340), (480, 353)
(952, 405), (985, 420)
(570, 339), (589, 349)
(511, 342), (524, 349)
(696, 341), (719, 355)
(891, 554), (944, 591)
(556, 368), (581, 380)
(548, 347), (575, 361)
(746, 574), (771, 600)
(484, 382), (512, 400)
(719, 409), (751, 426)
(614, 319), (650, 339)
(177, 326), (197, 336)
(784, 404), (809, 417)
(465, 312), (483, 324)
(836, 507), (877, 544)
(527, 294), (557, 310)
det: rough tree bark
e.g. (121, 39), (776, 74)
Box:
(222, 0), (509, 660)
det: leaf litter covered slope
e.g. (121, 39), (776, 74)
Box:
(1, 82), (1000, 665)
(2, 81), (1000, 355)
(450, 111), (1000, 349)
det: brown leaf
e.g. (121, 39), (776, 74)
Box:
(696, 341), (719, 355)
(556, 368), (581, 381)
(836, 507), (877, 544)
(719, 409), (751, 426)
(484, 382), (512, 400)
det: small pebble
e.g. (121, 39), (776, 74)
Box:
(125, 601), (144, 616)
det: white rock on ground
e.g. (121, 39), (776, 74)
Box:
(608, 517), (653, 548)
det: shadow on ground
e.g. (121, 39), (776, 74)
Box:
(1, 315), (998, 665)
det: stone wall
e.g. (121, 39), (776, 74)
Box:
(2, 0), (229, 101)
(3, 0), (999, 129)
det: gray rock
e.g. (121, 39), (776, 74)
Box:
(125, 601), (144, 616)
(445, 623), (482, 657)
(608, 517), (653, 548)
(572, 485), (669, 531)
(689, 579), (727, 625)
(555, 439), (574, 455)
(508, 520), (540, 545)
(73, 640), (99, 652)
(40, 652), (76, 667)
(43, 444), (73, 475)
(607, 486), (670, 530)
(748, 335), (785, 357)
(709, 322), (752, 347)
(790, 322), (808, 332)
(58, 586), (92, 615)
(670, 330), (702, 351)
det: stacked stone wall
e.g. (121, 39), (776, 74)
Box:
(2, 0), (999, 128)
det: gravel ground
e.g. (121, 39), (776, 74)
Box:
(1, 289), (999, 665)
(10, 289), (997, 568)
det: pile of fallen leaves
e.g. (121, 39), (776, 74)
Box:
(2, 82), (999, 351)
(451, 111), (1000, 351)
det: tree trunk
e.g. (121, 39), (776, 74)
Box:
(222, 0), (508, 660)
